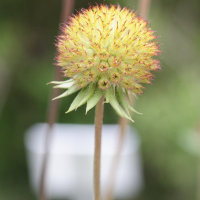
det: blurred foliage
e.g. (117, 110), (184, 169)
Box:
(0, 0), (200, 199)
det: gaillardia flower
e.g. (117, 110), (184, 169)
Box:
(50, 4), (161, 121)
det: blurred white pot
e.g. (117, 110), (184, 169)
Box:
(24, 123), (143, 200)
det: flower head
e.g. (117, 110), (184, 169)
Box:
(50, 4), (161, 121)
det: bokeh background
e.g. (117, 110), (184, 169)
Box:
(1, 0), (200, 199)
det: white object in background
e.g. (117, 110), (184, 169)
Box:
(24, 123), (143, 200)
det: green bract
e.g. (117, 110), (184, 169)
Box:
(50, 79), (141, 121)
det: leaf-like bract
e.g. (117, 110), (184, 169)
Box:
(86, 87), (103, 113)
(119, 87), (142, 115)
(53, 81), (74, 89)
(48, 79), (74, 85)
(52, 85), (80, 100)
(77, 84), (96, 109)
(115, 86), (130, 115)
(66, 86), (89, 113)
(108, 87), (134, 122)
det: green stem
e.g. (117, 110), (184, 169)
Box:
(94, 95), (104, 200)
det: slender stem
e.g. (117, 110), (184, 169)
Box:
(104, 1), (151, 199)
(94, 95), (104, 200)
(138, 0), (151, 18)
(39, 126), (54, 200)
(104, 116), (128, 200)
(39, 1), (75, 200)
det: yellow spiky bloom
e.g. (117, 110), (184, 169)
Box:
(50, 4), (161, 121)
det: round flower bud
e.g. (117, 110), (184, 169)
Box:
(50, 4), (161, 121)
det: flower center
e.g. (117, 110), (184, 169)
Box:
(98, 61), (109, 72)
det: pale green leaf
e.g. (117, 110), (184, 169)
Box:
(66, 86), (89, 113)
(124, 89), (131, 103)
(77, 84), (96, 109)
(48, 79), (74, 85)
(52, 85), (80, 100)
(127, 103), (142, 114)
(53, 81), (74, 89)
(108, 87), (134, 122)
(123, 88), (142, 114)
(115, 86), (130, 115)
(86, 87), (103, 113)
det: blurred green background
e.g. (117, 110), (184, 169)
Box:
(0, 0), (200, 199)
